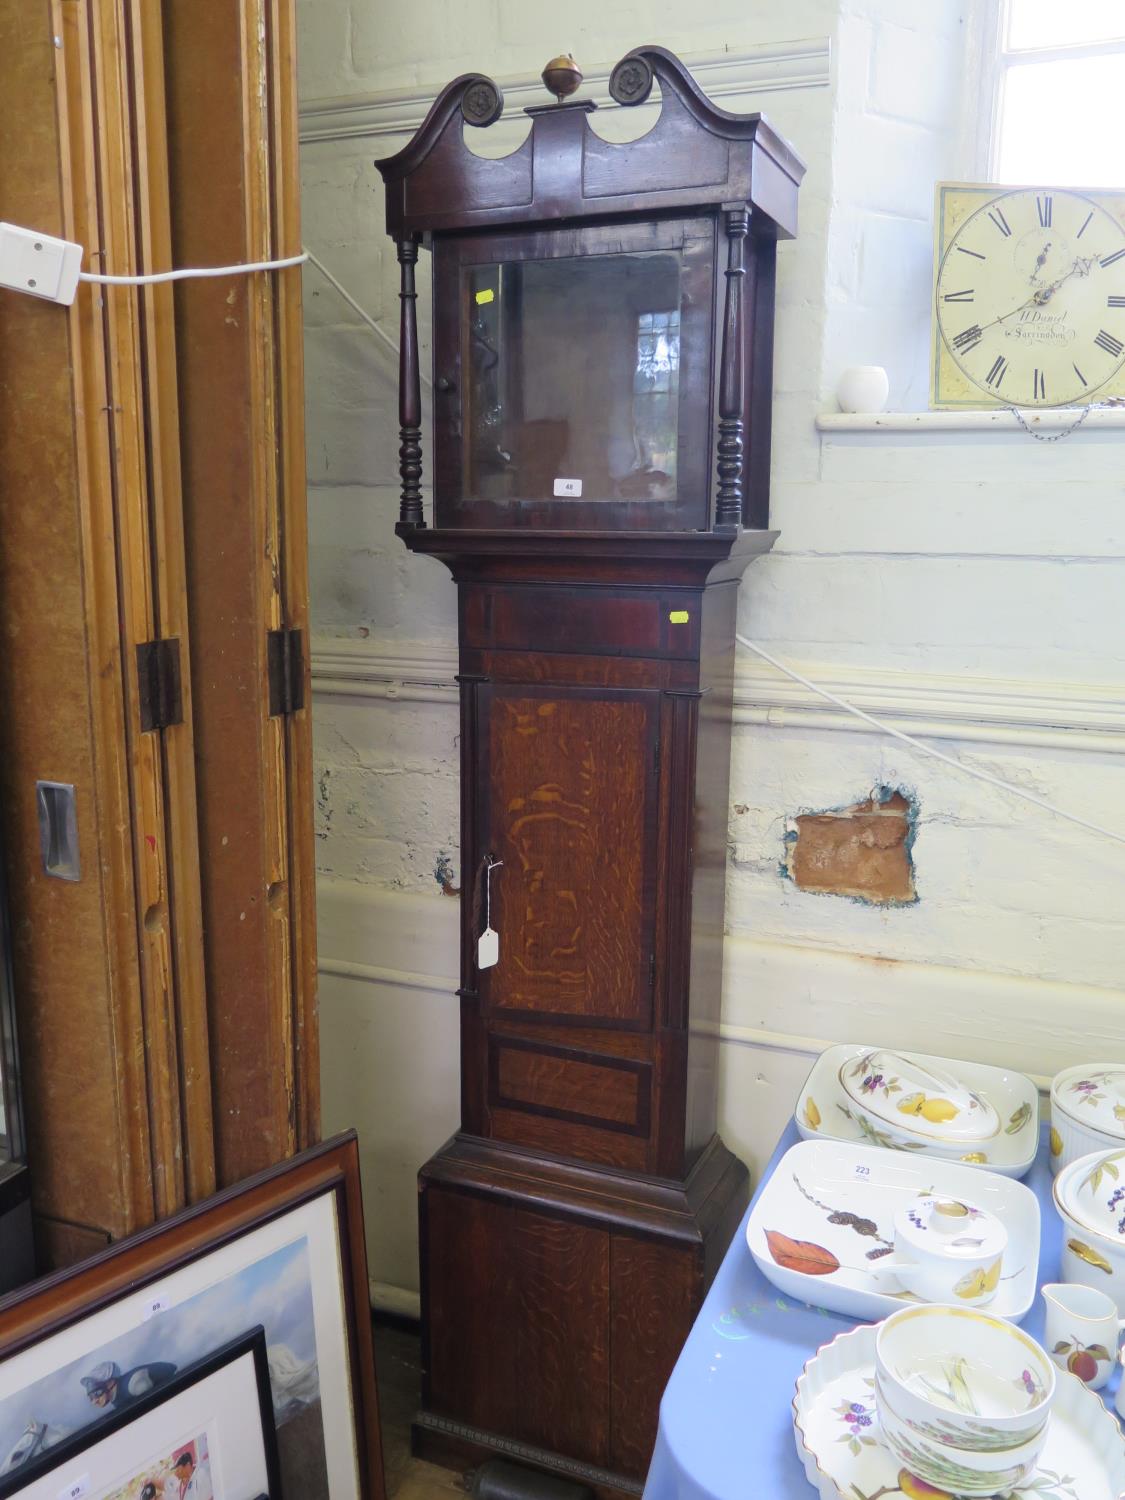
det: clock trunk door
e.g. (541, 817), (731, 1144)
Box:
(479, 683), (660, 1028)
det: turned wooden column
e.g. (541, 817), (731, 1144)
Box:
(715, 206), (750, 530)
(397, 235), (424, 529)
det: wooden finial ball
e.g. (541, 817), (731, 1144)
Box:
(541, 53), (582, 103)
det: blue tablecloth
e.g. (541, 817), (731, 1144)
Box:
(644, 1120), (1111, 1500)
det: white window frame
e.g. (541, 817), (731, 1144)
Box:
(968, 0), (1125, 182)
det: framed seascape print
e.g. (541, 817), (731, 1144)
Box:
(0, 1328), (280, 1500)
(0, 1132), (383, 1500)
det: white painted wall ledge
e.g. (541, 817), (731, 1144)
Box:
(817, 408), (1125, 434)
(311, 636), (1125, 753)
(298, 38), (832, 143)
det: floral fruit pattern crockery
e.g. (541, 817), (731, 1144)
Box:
(836, 1380), (878, 1457)
(1063, 1072), (1125, 1128)
(764, 1179), (1008, 1296)
(1080, 1152), (1125, 1235)
(1051, 1334), (1112, 1383)
(894, 1354), (1045, 1420)
(872, 1417), (1040, 1496)
(747, 1139), (1040, 1323)
(1050, 1065), (1125, 1175)
(840, 1051), (1001, 1145)
(793, 1324), (1115, 1500)
(795, 1044), (1040, 1177)
(1057, 1150), (1125, 1253)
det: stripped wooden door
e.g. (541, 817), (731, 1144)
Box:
(0, 0), (316, 1263)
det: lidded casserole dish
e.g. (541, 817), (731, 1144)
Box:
(839, 1049), (1001, 1154)
(1050, 1065), (1125, 1175)
(1053, 1147), (1125, 1315)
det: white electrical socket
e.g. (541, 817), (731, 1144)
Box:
(0, 223), (83, 306)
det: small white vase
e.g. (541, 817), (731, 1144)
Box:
(836, 365), (889, 414)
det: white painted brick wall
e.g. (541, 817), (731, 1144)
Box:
(297, 0), (1125, 1291)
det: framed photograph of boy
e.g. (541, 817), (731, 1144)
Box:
(0, 1132), (383, 1500)
(0, 1327), (279, 1500)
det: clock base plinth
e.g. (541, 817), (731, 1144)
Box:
(415, 1131), (749, 1487)
(411, 1414), (643, 1500)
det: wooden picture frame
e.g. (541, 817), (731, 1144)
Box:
(0, 1133), (383, 1500)
(0, 1327), (280, 1500)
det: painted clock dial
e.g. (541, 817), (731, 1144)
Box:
(936, 188), (1125, 407)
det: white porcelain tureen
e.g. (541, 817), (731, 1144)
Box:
(1054, 1147), (1125, 1315)
(1050, 1064), (1125, 1175)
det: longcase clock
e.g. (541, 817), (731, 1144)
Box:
(377, 47), (804, 1496)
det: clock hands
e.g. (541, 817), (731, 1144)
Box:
(1031, 255), (1096, 305)
(958, 255), (1099, 349)
(967, 292), (1044, 340)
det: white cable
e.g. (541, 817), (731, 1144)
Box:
(736, 633), (1125, 850)
(78, 250), (308, 286)
(303, 248), (433, 391)
(299, 239), (1125, 853)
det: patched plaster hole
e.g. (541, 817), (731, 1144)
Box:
(434, 849), (460, 897)
(783, 785), (918, 906)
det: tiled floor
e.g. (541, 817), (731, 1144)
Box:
(374, 1320), (465, 1500)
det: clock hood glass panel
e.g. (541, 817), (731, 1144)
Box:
(433, 217), (716, 530)
(466, 253), (683, 507)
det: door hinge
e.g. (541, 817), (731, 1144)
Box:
(650, 951), (657, 992)
(268, 627), (305, 717)
(136, 638), (183, 732)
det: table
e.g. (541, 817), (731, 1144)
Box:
(643, 1120), (1114, 1500)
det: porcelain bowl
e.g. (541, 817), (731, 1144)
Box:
(1050, 1065), (1125, 1176)
(1054, 1148), (1125, 1314)
(876, 1378), (1049, 1496)
(839, 1049), (1001, 1154)
(874, 1304), (1055, 1455)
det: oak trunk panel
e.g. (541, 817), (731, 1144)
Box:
(609, 1237), (699, 1474)
(424, 1188), (518, 1435)
(482, 687), (659, 1025)
(493, 1039), (647, 1130)
(416, 1137), (747, 1485)
(487, 1111), (650, 1173)
(512, 1209), (612, 1465)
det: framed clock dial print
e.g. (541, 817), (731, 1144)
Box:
(931, 182), (1125, 409)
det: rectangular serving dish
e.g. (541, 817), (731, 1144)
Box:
(747, 1137), (1041, 1322)
(795, 1042), (1039, 1177)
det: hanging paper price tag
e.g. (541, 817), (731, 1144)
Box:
(478, 856), (502, 969)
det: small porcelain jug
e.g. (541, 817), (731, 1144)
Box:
(868, 1196), (1007, 1305)
(1042, 1282), (1125, 1390)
